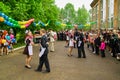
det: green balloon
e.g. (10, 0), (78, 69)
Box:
(9, 18), (12, 21)
(12, 20), (15, 23)
(14, 21), (18, 24)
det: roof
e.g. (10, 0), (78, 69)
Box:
(90, 0), (99, 7)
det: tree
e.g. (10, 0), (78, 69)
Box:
(60, 3), (76, 24)
(76, 5), (89, 25)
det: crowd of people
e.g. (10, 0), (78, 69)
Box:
(0, 29), (16, 56)
(57, 29), (120, 60)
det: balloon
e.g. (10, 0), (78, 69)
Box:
(9, 23), (13, 26)
(18, 21), (28, 25)
(6, 21), (11, 25)
(4, 20), (7, 24)
(8, 17), (12, 22)
(12, 38), (16, 43)
(25, 23), (30, 27)
(10, 34), (14, 39)
(6, 35), (10, 40)
(15, 24), (20, 28)
(14, 20), (18, 24)
(28, 19), (34, 22)
(0, 17), (4, 22)
(1, 13), (5, 17)
(21, 25), (26, 28)
(3, 30), (8, 35)
(8, 46), (11, 49)
(4, 15), (9, 20)
(2, 39), (6, 44)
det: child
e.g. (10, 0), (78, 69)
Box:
(100, 39), (106, 57)
(68, 33), (74, 56)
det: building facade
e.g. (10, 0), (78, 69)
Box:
(90, 0), (120, 30)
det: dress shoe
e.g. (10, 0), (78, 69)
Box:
(35, 69), (42, 72)
(44, 70), (50, 73)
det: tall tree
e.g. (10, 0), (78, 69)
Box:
(61, 3), (76, 24)
(76, 5), (89, 25)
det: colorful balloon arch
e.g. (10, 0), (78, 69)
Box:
(33, 20), (50, 27)
(0, 12), (34, 28)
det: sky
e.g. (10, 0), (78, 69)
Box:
(55, 0), (93, 11)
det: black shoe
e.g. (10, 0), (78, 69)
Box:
(83, 57), (86, 58)
(35, 69), (42, 72)
(78, 57), (81, 58)
(45, 70), (50, 73)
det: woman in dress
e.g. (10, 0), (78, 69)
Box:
(67, 30), (74, 56)
(24, 31), (34, 69)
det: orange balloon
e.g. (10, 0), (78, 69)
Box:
(0, 17), (4, 22)
(3, 30), (8, 35)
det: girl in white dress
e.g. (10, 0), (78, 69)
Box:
(68, 32), (75, 56)
(24, 31), (34, 69)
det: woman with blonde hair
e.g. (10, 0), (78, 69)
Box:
(67, 30), (75, 56)
(23, 30), (34, 69)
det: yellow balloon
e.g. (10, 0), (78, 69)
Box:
(21, 25), (26, 28)
(18, 21), (29, 25)
(0, 17), (4, 22)
(2, 39), (6, 44)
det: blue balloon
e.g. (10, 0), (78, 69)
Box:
(6, 21), (11, 26)
(4, 20), (7, 24)
(8, 46), (11, 49)
(4, 15), (9, 20)
(1, 13), (5, 17)
(12, 38), (16, 43)
(9, 23), (13, 27)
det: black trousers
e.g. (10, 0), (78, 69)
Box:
(37, 54), (50, 71)
(91, 43), (94, 52)
(111, 47), (117, 57)
(78, 47), (86, 58)
(95, 45), (99, 55)
(101, 50), (105, 57)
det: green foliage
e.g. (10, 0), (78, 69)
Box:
(0, 0), (60, 44)
(60, 4), (90, 30)
(76, 5), (89, 25)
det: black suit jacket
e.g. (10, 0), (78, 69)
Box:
(40, 35), (49, 54)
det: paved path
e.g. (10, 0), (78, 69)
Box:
(0, 41), (120, 80)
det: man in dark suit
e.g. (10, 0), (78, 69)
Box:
(74, 29), (79, 48)
(94, 34), (101, 55)
(35, 29), (50, 73)
(77, 30), (86, 58)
